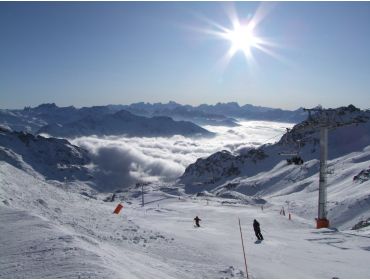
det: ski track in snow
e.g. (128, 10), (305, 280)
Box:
(1, 160), (370, 278)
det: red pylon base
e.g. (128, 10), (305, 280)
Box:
(316, 218), (329, 229)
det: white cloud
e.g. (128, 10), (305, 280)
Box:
(71, 120), (292, 189)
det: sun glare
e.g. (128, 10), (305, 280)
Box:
(224, 23), (259, 58)
(193, 3), (280, 68)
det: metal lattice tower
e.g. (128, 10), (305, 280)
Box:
(317, 126), (329, 228)
(303, 108), (337, 229)
(302, 107), (361, 228)
(301, 106), (365, 228)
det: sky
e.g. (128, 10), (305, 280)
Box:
(0, 2), (370, 110)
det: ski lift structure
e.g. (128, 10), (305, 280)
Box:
(279, 128), (304, 165)
(276, 106), (363, 229)
(302, 106), (359, 229)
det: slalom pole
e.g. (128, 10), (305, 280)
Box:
(238, 218), (249, 279)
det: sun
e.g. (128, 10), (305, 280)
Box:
(224, 23), (259, 58)
(193, 3), (280, 67)
(215, 18), (267, 64)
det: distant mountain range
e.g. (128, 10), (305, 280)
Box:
(0, 103), (115, 134)
(110, 101), (307, 125)
(0, 102), (308, 138)
(0, 103), (212, 138)
(38, 109), (212, 138)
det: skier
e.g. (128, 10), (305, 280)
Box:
(253, 219), (264, 240)
(194, 216), (201, 227)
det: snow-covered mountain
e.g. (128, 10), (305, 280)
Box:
(38, 109), (212, 138)
(0, 108), (47, 133)
(196, 102), (307, 123)
(0, 125), (92, 181)
(109, 101), (307, 125)
(1, 103), (213, 138)
(110, 101), (240, 127)
(181, 105), (370, 192)
(151, 106), (239, 127)
(0, 103), (115, 133)
(0, 102), (307, 135)
(178, 105), (370, 230)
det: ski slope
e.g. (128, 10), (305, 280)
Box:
(1, 159), (370, 278)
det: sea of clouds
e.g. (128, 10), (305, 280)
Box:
(71, 120), (293, 189)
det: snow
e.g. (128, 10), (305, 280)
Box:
(1, 155), (370, 278)
(1, 105), (370, 278)
(0, 207), (115, 278)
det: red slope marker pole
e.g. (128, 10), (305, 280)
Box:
(238, 218), (249, 279)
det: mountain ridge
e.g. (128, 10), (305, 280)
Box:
(38, 109), (213, 138)
(1, 101), (308, 135)
(180, 105), (370, 193)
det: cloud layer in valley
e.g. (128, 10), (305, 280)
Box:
(72, 121), (293, 190)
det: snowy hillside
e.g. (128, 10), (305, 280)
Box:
(0, 125), (91, 181)
(0, 125), (181, 191)
(1, 158), (370, 278)
(0, 109), (47, 133)
(181, 105), (370, 191)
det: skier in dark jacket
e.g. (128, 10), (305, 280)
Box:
(253, 219), (264, 240)
(194, 216), (201, 227)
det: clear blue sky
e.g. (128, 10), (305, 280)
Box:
(1, 2), (370, 110)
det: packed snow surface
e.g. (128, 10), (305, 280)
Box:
(1, 157), (370, 278)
